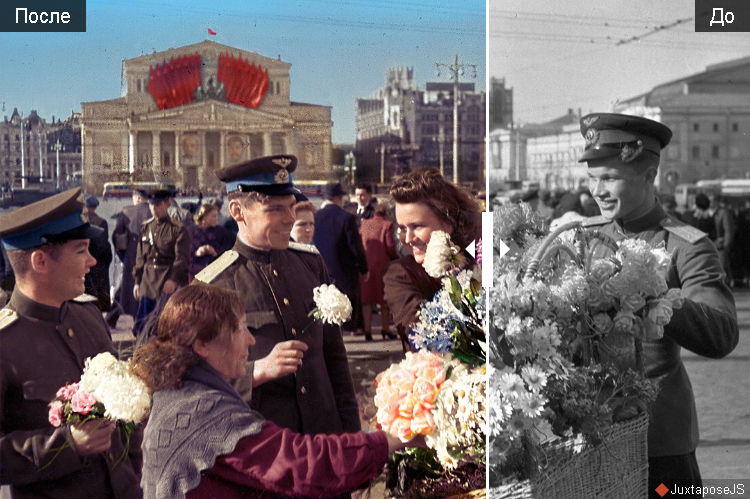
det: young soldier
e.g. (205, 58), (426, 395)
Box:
(194, 155), (361, 440)
(0, 188), (140, 498)
(578, 113), (739, 496)
(132, 184), (190, 335)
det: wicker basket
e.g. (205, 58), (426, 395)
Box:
(490, 412), (649, 499)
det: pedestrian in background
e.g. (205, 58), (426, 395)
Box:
(291, 200), (316, 245)
(314, 182), (369, 334)
(106, 188), (151, 328)
(709, 193), (736, 286)
(359, 203), (399, 341)
(351, 183), (377, 228)
(133, 185), (190, 336)
(84, 195), (113, 312)
(187, 203), (235, 281)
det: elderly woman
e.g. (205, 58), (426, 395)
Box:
(290, 200), (316, 244)
(132, 284), (417, 499)
(383, 169), (481, 350)
(187, 203), (235, 279)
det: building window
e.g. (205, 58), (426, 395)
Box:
(733, 123), (739, 132)
(693, 123), (699, 132)
(713, 123), (719, 132)
(692, 146), (700, 159)
(712, 145), (720, 159)
(137, 79), (142, 93)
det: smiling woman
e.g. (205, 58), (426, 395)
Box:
(131, 284), (423, 499)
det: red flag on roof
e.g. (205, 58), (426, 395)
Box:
(208, 28), (217, 35)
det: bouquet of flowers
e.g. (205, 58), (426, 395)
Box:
(489, 202), (672, 487)
(375, 231), (486, 497)
(47, 352), (151, 464)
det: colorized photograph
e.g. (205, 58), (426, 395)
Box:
(0, 1), (487, 498)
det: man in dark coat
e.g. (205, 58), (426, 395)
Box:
(83, 195), (112, 312)
(313, 183), (369, 333)
(194, 155), (361, 452)
(578, 113), (739, 497)
(351, 183), (377, 228)
(132, 185), (190, 336)
(0, 188), (140, 499)
(106, 189), (151, 328)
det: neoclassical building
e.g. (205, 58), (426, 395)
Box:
(81, 40), (332, 194)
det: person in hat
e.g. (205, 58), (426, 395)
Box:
(106, 187), (152, 328)
(313, 182), (369, 337)
(0, 188), (140, 498)
(132, 185), (190, 336)
(194, 155), (361, 447)
(578, 113), (738, 494)
(83, 195), (113, 312)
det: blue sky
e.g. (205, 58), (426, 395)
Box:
(489, 0), (750, 125)
(0, 0), (485, 144)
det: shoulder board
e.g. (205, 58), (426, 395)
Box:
(581, 215), (610, 228)
(142, 216), (155, 225)
(0, 308), (18, 330)
(72, 293), (99, 303)
(660, 217), (707, 244)
(194, 250), (239, 284)
(169, 217), (184, 227)
(288, 242), (319, 254)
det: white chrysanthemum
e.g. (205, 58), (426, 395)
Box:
(78, 352), (118, 393)
(423, 230), (458, 278)
(312, 284), (352, 326)
(80, 353), (151, 424)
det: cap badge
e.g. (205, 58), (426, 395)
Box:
(582, 116), (599, 127)
(80, 208), (89, 224)
(621, 140), (644, 163)
(585, 129), (599, 146)
(274, 167), (290, 184)
(272, 157), (293, 168)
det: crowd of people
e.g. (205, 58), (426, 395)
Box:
(0, 155), (482, 498)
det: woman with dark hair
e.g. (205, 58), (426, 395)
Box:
(133, 284), (419, 499)
(383, 168), (481, 350)
(187, 203), (235, 280)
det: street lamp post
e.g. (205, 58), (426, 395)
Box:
(52, 138), (64, 191)
(435, 55), (476, 185)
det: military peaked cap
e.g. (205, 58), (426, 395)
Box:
(578, 113), (672, 163)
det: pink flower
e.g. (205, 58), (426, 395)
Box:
(411, 407), (437, 435)
(412, 378), (439, 407)
(55, 382), (79, 402)
(70, 391), (97, 416)
(48, 400), (64, 427)
(388, 417), (416, 442)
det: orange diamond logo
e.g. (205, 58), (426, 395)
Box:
(655, 484), (670, 497)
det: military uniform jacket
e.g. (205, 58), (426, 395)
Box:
(196, 239), (361, 436)
(0, 289), (140, 498)
(133, 215), (190, 300)
(583, 203), (739, 456)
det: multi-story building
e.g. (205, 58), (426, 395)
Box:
(490, 55), (750, 194)
(81, 40), (333, 195)
(0, 109), (81, 191)
(489, 77), (513, 131)
(354, 67), (486, 187)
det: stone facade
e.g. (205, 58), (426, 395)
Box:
(81, 40), (333, 195)
(354, 67), (485, 187)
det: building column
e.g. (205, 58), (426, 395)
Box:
(128, 131), (135, 174)
(175, 131), (182, 186)
(152, 131), (161, 170)
(220, 131), (226, 169)
(263, 132), (273, 156)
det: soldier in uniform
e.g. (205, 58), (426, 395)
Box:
(577, 114), (739, 497)
(0, 188), (140, 498)
(194, 155), (361, 441)
(132, 185), (190, 336)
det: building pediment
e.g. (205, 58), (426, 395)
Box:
(127, 40), (290, 71)
(130, 99), (294, 130)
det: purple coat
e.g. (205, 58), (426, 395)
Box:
(187, 224), (236, 276)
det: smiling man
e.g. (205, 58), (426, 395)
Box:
(0, 189), (140, 498)
(194, 155), (361, 456)
(578, 113), (739, 498)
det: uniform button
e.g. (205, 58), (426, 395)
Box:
(108, 452), (114, 460)
(300, 386), (307, 395)
(67, 329), (74, 338)
(283, 298), (290, 306)
(273, 270), (279, 277)
(291, 328), (297, 336)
